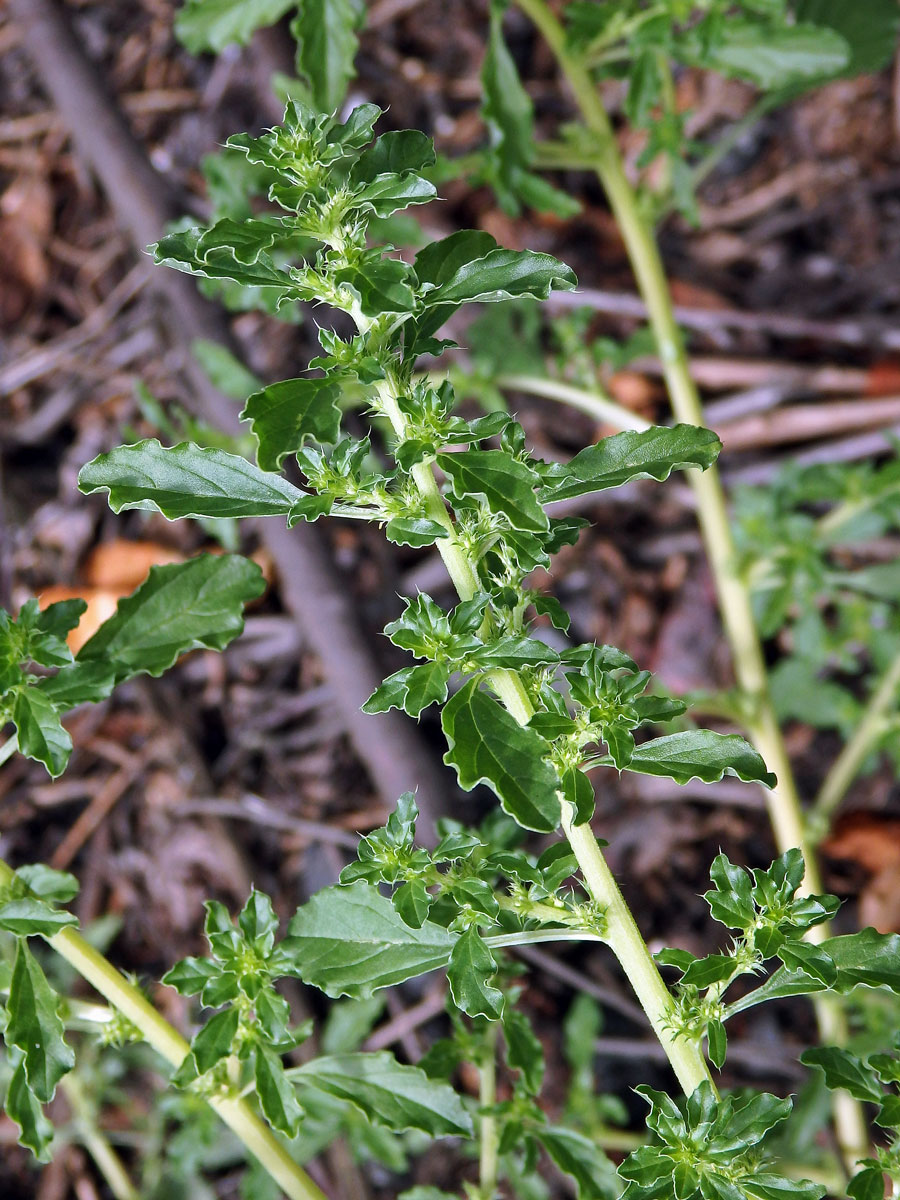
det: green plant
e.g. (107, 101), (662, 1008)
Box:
(4, 4), (900, 1198)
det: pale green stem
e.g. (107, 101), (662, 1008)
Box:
(514, 0), (868, 1160)
(0, 859), (327, 1200)
(478, 1023), (500, 1200)
(61, 1073), (140, 1200)
(497, 374), (649, 432)
(371, 381), (713, 1098)
(0, 733), (19, 770)
(811, 649), (900, 838)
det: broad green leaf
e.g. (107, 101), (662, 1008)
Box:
(176, 1007), (240, 1084)
(35, 662), (116, 709)
(12, 689), (71, 778)
(744, 1177), (825, 1200)
(533, 1124), (621, 1199)
(440, 449), (548, 533)
(610, 730), (776, 787)
(14, 865), (79, 904)
(292, 0), (363, 113)
(5, 1060), (54, 1161)
(470, 636), (559, 670)
(392, 878), (432, 928)
(679, 20), (849, 89)
(777, 940), (837, 987)
(800, 1047), (882, 1102)
(78, 439), (305, 520)
(153, 227), (293, 294)
(539, 425), (721, 504)
(78, 555), (264, 681)
(847, 1170), (888, 1200)
(441, 680), (561, 832)
(384, 516), (447, 548)
(352, 131), (436, 181)
(729, 929), (900, 1015)
(292, 1051), (472, 1136)
(362, 663), (451, 718)
(241, 377), (342, 472)
(175, 0), (293, 52)
(421, 245), (577, 307)
(255, 1044), (305, 1136)
(7, 942), (74, 1102)
(0, 899), (77, 937)
(283, 882), (457, 997)
(354, 173), (437, 218)
(706, 853), (755, 929)
(446, 927), (503, 1019)
(795, 0), (900, 74)
(415, 230), (499, 289)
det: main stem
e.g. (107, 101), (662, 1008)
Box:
(478, 1022), (500, 1199)
(374, 381), (711, 1097)
(514, 0), (867, 1160)
(0, 859), (327, 1200)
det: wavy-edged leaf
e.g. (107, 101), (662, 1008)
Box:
(442, 680), (561, 832)
(533, 1124), (621, 1200)
(5, 1060), (54, 1161)
(35, 662), (116, 710)
(282, 882), (457, 997)
(447, 926), (503, 1019)
(292, 1051), (472, 1136)
(0, 899), (77, 937)
(800, 1047), (882, 1103)
(12, 689), (71, 778)
(440, 449), (548, 532)
(539, 425), (721, 504)
(78, 439), (305, 519)
(421, 244), (577, 307)
(795, 0), (900, 75)
(255, 1044), (305, 1136)
(603, 730), (776, 788)
(291, 0), (363, 113)
(678, 20), (849, 89)
(241, 377), (342, 472)
(77, 555), (264, 681)
(7, 942), (74, 1103)
(362, 662), (451, 718)
(175, 0), (293, 52)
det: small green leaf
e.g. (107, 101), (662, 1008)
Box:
(539, 425), (721, 504)
(175, 0), (293, 52)
(14, 865), (79, 904)
(283, 882), (457, 997)
(383, 516), (448, 548)
(707, 1020), (727, 1070)
(7, 942), (74, 1102)
(800, 1047), (883, 1102)
(706, 854), (756, 930)
(776, 941), (837, 987)
(352, 131), (436, 180)
(78, 439), (307, 520)
(291, 0), (362, 113)
(533, 1124), (621, 1199)
(0, 899), (77, 937)
(561, 767), (595, 824)
(255, 1044), (305, 1136)
(35, 662), (116, 709)
(614, 730), (776, 787)
(681, 954), (735, 989)
(847, 1169), (889, 1200)
(177, 1007), (240, 1083)
(447, 926), (503, 1019)
(440, 449), (547, 533)
(422, 244), (577, 307)
(292, 1051), (473, 1136)
(441, 680), (561, 832)
(392, 879), (432, 929)
(241, 377), (342, 472)
(362, 662), (451, 718)
(503, 1007), (544, 1094)
(5, 1060), (54, 1161)
(78, 555), (264, 681)
(12, 689), (71, 778)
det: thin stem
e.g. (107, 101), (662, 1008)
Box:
(497, 374), (650, 432)
(0, 859), (327, 1200)
(0, 733), (19, 770)
(371, 381), (713, 1096)
(811, 649), (900, 837)
(513, 0), (868, 1158)
(478, 1023), (500, 1200)
(61, 1073), (140, 1200)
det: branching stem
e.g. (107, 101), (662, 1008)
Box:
(513, 0), (868, 1159)
(0, 859), (327, 1200)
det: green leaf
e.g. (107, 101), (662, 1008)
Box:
(192, 339), (262, 398)
(292, 1051), (472, 1136)
(777, 940), (837, 987)
(440, 449), (548, 533)
(446, 926), (503, 1019)
(705, 853), (755, 929)
(78, 439), (306, 520)
(352, 131), (436, 180)
(383, 516), (448, 548)
(794, 0), (900, 74)
(421, 243), (577, 308)
(561, 767), (595, 824)
(729, 929), (900, 1014)
(847, 1169), (888, 1200)
(392, 878), (432, 929)
(441, 680), (561, 832)
(153, 226), (293, 295)
(503, 1007), (544, 1094)
(255, 1044), (305, 1136)
(175, 0), (293, 52)
(612, 730), (776, 788)
(241, 377), (342, 472)
(707, 1020), (727, 1071)
(353, 172), (437, 218)
(78, 555), (264, 681)
(362, 662), (451, 718)
(0, 899), (77, 937)
(7, 942), (74, 1102)
(35, 662), (117, 709)
(283, 882), (457, 997)
(800, 1047), (883, 1102)
(680, 954), (735, 989)
(14, 865), (79, 904)
(539, 425), (721, 504)
(291, 0), (363, 113)
(533, 1124), (621, 1200)
(5, 1060), (54, 1161)
(679, 20), (849, 89)
(12, 688), (71, 778)
(177, 1007), (240, 1083)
